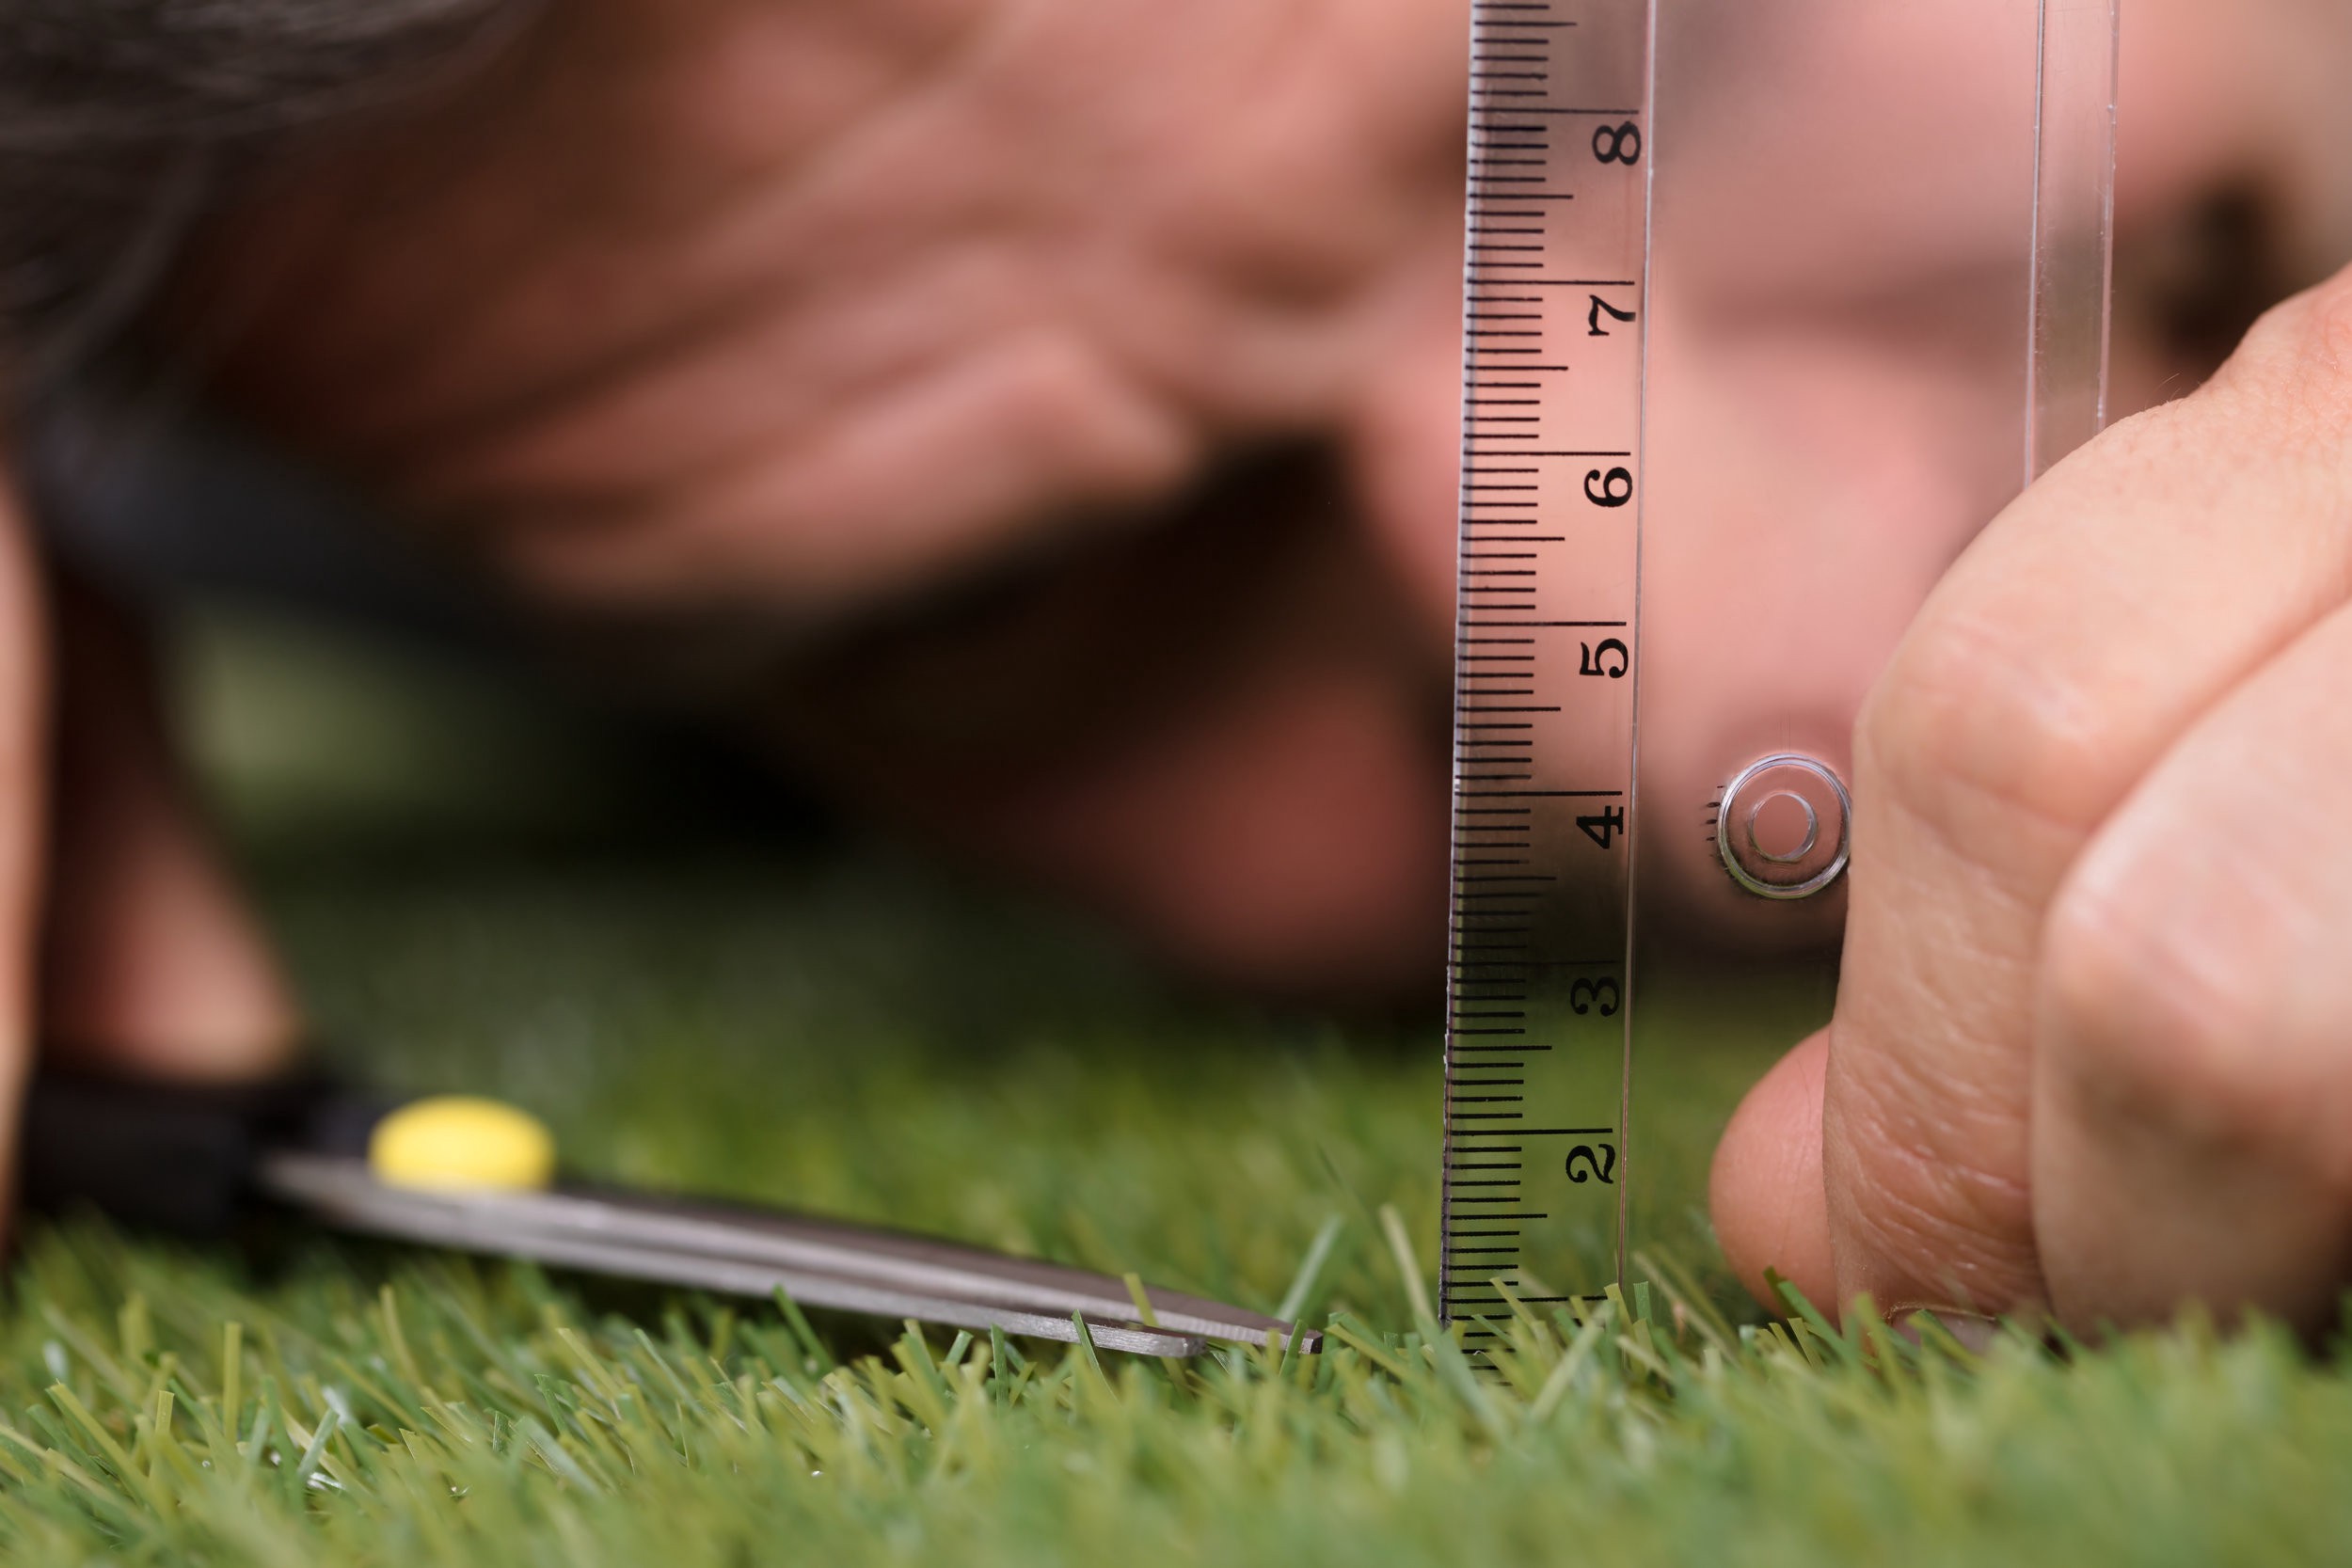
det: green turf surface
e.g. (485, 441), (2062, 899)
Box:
(0, 611), (2339, 1565)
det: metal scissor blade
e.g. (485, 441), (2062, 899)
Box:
(259, 1154), (1314, 1355)
(547, 1182), (1315, 1350)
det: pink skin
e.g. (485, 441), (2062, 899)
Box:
(0, 0), (2323, 1322)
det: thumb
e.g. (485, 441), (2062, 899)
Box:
(1709, 1029), (1836, 1311)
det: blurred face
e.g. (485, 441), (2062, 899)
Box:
(167, 0), (2352, 995)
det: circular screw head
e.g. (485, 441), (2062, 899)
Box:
(1716, 753), (1851, 900)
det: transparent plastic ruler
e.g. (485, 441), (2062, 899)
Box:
(1439, 0), (2118, 1338)
(1441, 0), (1653, 1330)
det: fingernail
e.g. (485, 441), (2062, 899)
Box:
(1898, 1307), (2000, 1353)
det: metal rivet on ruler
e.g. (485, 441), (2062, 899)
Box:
(1716, 754), (1851, 900)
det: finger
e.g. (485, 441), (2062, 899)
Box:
(1709, 1029), (1835, 1309)
(40, 579), (299, 1079)
(1812, 264), (2352, 1318)
(0, 458), (48, 1212)
(2034, 596), (2352, 1335)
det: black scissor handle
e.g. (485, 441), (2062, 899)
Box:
(21, 1067), (389, 1238)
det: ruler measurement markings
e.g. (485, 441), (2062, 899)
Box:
(1452, 0), (1640, 1350)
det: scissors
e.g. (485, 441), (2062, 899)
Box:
(19, 1068), (1317, 1358)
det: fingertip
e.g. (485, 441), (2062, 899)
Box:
(1709, 1028), (1835, 1313)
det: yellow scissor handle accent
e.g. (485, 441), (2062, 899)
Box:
(369, 1096), (557, 1193)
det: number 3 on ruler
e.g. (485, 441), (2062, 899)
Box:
(1577, 806), (1626, 849)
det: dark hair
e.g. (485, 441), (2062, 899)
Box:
(0, 0), (528, 387)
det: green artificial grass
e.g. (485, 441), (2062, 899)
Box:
(0, 610), (2338, 1565)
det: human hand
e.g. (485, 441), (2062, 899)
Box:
(0, 452), (297, 1215)
(1710, 264), (2352, 1337)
